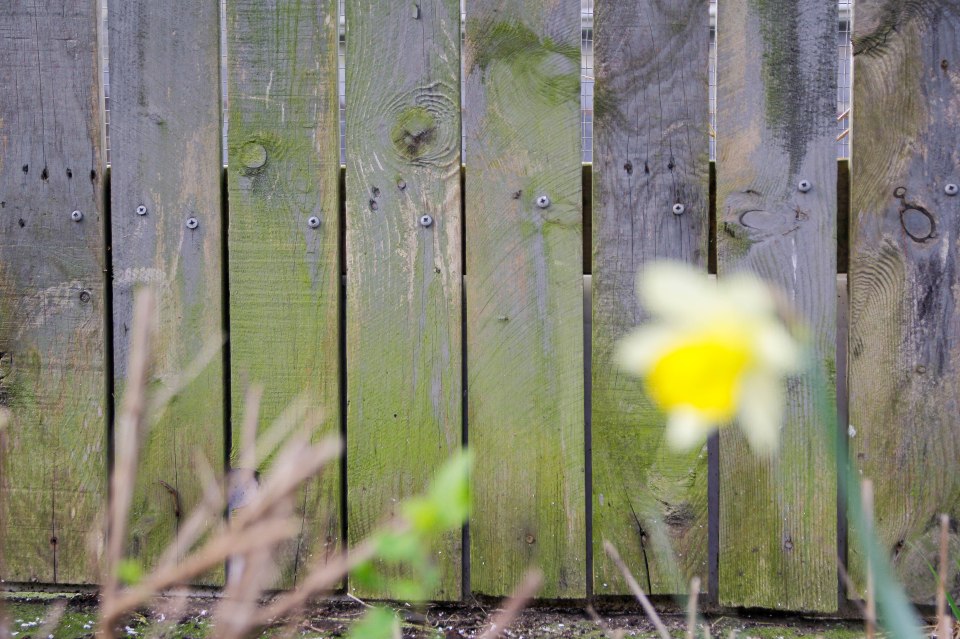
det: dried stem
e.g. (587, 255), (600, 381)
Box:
(477, 570), (544, 639)
(603, 540), (671, 639)
(862, 480), (876, 639)
(687, 576), (701, 639)
(938, 513), (951, 639)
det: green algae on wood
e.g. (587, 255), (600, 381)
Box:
(464, 2), (585, 598)
(226, 0), (342, 587)
(590, 0), (710, 597)
(848, 0), (960, 605)
(107, 0), (224, 583)
(716, 0), (838, 612)
(345, 0), (462, 601)
(0, 1), (106, 584)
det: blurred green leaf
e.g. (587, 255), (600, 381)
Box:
(347, 607), (398, 639)
(117, 559), (143, 586)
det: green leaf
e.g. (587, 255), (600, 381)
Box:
(117, 558), (143, 586)
(347, 607), (399, 639)
(925, 558), (960, 621)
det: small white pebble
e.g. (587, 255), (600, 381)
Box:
(11, 632), (18, 636)
(49, 633), (54, 638)
(200, 610), (208, 616)
(125, 626), (138, 636)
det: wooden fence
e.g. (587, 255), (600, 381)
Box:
(0, 0), (957, 614)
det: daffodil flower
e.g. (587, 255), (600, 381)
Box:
(615, 262), (801, 455)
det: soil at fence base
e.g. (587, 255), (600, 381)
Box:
(2, 594), (870, 639)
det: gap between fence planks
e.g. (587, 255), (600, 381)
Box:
(226, 0), (342, 588)
(848, 0), (960, 603)
(591, 0), (710, 596)
(108, 0), (225, 583)
(0, 0), (106, 584)
(344, 0), (463, 600)
(716, 0), (839, 612)
(464, 0), (586, 598)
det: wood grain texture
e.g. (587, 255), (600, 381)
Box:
(591, 0), (710, 596)
(345, 0), (462, 600)
(0, 0), (106, 585)
(464, 0), (585, 598)
(107, 0), (224, 581)
(226, 0), (341, 587)
(716, 0), (838, 611)
(848, 1), (960, 604)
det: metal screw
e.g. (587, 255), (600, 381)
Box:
(798, 180), (812, 193)
(186, 217), (199, 229)
(536, 195), (551, 209)
(397, 180), (406, 191)
(136, 205), (148, 216)
(945, 183), (959, 196)
(307, 216), (321, 228)
(79, 290), (91, 303)
(672, 203), (686, 215)
(419, 214), (433, 227)
(70, 210), (83, 222)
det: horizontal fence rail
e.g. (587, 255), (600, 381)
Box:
(1, 0), (958, 614)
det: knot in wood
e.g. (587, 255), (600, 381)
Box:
(240, 142), (268, 169)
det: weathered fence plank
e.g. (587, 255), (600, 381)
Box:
(226, 0), (341, 587)
(591, 0), (710, 596)
(345, 0), (462, 600)
(464, 0), (585, 598)
(108, 0), (224, 581)
(716, 0), (839, 611)
(849, 1), (960, 603)
(0, 1), (105, 585)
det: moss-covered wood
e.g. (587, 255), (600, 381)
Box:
(345, 0), (463, 601)
(107, 0), (224, 583)
(591, 0), (710, 596)
(226, 0), (342, 588)
(848, 0), (960, 605)
(0, 1), (106, 584)
(464, 0), (585, 598)
(716, 0), (839, 612)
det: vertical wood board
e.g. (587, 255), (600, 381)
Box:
(345, 0), (463, 600)
(0, 0), (106, 585)
(716, 0), (839, 612)
(848, 1), (960, 604)
(226, 0), (342, 587)
(108, 0), (224, 581)
(464, 0), (586, 598)
(591, 0), (710, 596)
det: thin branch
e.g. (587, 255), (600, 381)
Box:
(477, 570), (544, 639)
(603, 540), (671, 639)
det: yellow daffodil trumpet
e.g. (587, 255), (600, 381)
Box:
(615, 262), (801, 455)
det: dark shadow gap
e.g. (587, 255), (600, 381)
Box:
(338, 165), (348, 592)
(103, 166), (115, 515)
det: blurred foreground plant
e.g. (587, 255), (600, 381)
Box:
(92, 289), (494, 639)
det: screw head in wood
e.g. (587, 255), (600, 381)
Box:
(419, 214), (434, 227)
(672, 203), (686, 215)
(79, 290), (91, 303)
(71, 210), (83, 222)
(186, 217), (199, 229)
(308, 216), (321, 228)
(798, 180), (812, 193)
(945, 183), (958, 196)
(536, 195), (551, 209)
(136, 205), (148, 216)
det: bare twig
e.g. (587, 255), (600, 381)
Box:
(862, 480), (876, 639)
(477, 570), (544, 639)
(603, 540), (671, 639)
(687, 576), (702, 639)
(585, 605), (625, 639)
(102, 289), (156, 613)
(939, 514), (951, 639)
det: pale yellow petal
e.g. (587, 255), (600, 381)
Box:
(637, 262), (717, 321)
(721, 272), (778, 317)
(614, 326), (677, 375)
(665, 407), (715, 452)
(737, 373), (784, 455)
(753, 323), (802, 373)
